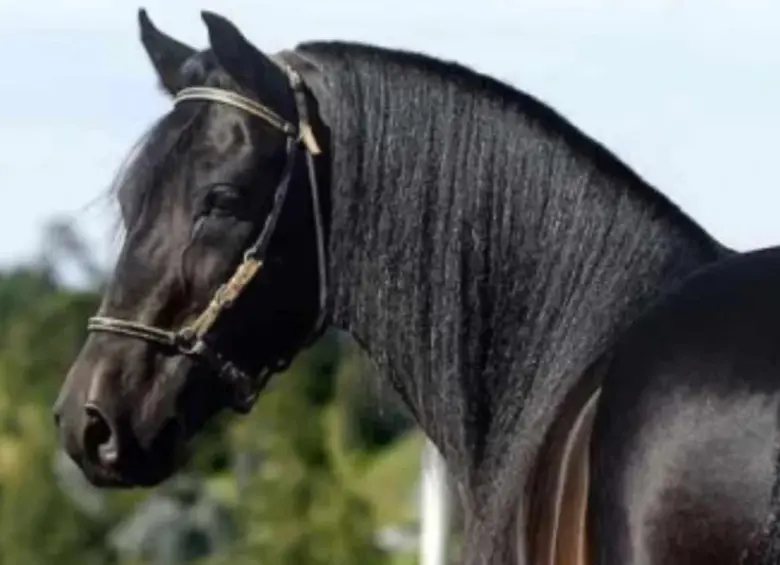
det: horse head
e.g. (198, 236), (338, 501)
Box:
(53, 9), (329, 487)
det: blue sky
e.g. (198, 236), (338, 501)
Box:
(2, 0), (780, 271)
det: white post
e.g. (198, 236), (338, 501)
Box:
(419, 439), (450, 565)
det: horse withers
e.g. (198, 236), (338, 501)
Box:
(53, 10), (728, 565)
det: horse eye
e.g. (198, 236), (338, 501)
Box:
(206, 184), (242, 214)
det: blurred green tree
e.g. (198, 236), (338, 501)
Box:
(0, 267), (119, 565)
(208, 333), (391, 565)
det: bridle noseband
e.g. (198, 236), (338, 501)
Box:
(87, 64), (328, 413)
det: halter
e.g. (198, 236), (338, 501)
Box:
(87, 64), (329, 413)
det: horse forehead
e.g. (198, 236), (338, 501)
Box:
(204, 110), (252, 152)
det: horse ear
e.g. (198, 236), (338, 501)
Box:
(201, 11), (291, 109)
(138, 8), (196, 95)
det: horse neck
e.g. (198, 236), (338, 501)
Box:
(307, 45), (728, 563)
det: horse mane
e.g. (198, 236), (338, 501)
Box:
(297, 39), (717, 247)
(293, 40), (728, 563)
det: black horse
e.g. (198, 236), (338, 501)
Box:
(54, 10), (730, 565)
(589, 246), (780, 565)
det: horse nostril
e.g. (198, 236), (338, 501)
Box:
(83, 404), (121, 468)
